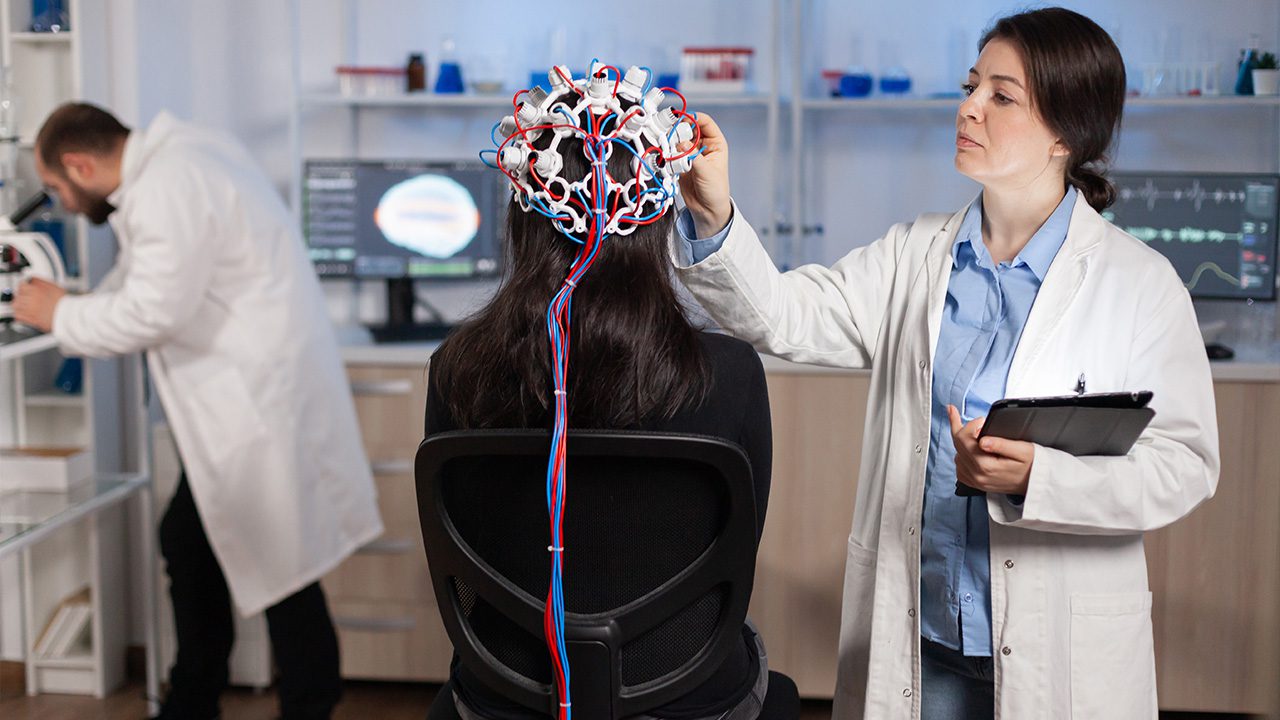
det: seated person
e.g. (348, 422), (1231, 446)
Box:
(424, 65), (773, 720)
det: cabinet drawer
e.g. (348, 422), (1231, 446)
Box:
(331, 600), (452, 682)
(347, 366), (427, 460)
(323, 474), (432, 602)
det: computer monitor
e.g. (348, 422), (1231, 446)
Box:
(303, 159), (508, 341)
(304, 158), (505, 279)
(1102, 172), (1278, 301)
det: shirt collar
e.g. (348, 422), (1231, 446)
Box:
(951, 186), (1076, 281)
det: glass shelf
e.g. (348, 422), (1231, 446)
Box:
(0, 474), (148, 558)
(0, 325), (57, 361)
(801, 95), (1280, 111)
(10, 32), (73, 44)
(300, 91), (774, 109)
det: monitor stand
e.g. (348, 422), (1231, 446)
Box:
(367, 278), (455, 343)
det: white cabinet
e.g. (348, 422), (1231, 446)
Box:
(0, 0), (150, 700)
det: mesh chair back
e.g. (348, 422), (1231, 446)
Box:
(415, 430), (758, 719)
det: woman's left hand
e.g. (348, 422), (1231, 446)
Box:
(948, 405), (1035, 496)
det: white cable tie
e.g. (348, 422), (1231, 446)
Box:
(560, 702), (571, 708)
(563, 278), (577, 287)
(553, 390), (567, 396)
(548, 545), (564, 553)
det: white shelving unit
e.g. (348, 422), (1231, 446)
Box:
(0, 0), (150, 701)
(786, 3), (1280, 270)
(285, 0), (785, 257)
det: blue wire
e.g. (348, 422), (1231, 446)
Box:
(599, 112), (618, 136)
(605, 138), (659, 178)
(638, 66), (653, 95)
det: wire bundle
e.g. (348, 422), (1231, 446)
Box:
(481, 60), (701, 719)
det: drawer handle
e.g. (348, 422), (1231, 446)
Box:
(350, 379), (414, 396)
(370, 459), (414, 475)
(359, 538), (416, 555)
(334, 616), (416, 632)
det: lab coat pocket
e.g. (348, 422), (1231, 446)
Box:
(833, 537), (877, 718)
(185, 365), (269, 470)
(1069, 592), (1157, 720)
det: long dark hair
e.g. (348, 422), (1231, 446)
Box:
(981, 7), (1127, 211)
(432, 105), (711, 429)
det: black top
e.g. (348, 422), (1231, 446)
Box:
(424, 331), (773, 720)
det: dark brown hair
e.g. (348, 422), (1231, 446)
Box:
(981, 7), (1127, 210)
(36, 102), (130, 174)
(431, 103), (711, 429)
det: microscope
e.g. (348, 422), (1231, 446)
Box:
(0, 190), (67, 326)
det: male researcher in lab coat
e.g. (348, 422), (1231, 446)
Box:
(15, 103), (383, 720)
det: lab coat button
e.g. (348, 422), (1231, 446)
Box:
(908, 608), (916, 618)
(1002, 646), (1012, 656)
(903, 688), (913, 698)
(907, 526), (916, 536)
(914, 444), (922, 454)
(918, 360), (927, 370)
(1004, 559), (1014, 569)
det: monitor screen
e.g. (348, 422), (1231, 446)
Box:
(303, 159), (506, 279)
(1102, 172), (1277, 300)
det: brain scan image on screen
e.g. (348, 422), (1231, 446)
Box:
(373, 174), (480, 259)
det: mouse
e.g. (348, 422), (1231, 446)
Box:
(1204, 342), (1235, 360)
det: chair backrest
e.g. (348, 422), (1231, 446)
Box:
(415, 429), (759, 719)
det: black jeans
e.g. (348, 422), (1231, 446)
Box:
(158, 474), (342, 720)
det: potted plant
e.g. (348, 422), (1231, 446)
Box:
(1253, 52), (1280, 95)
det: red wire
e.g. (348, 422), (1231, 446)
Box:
(613, 108), (642, 136)
(660, 86), (688, 115)
(554, 67), (582, 95)
(598, 65), (621, 96)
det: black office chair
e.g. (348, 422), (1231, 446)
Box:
(415, 429), (800, 720)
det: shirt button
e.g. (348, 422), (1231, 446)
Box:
(1004, 559), (1015, 569)
(903, 688), (913, 698)
(964, 593), (973, 602)
(1002, 646), (1012, 656)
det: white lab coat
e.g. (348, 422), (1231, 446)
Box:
(53, 112), (382, 616)
(671, 198), (1219, 719)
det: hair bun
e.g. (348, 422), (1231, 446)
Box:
(1068, 163), (1116, 211)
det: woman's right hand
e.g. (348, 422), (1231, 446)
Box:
(677, 112), (733, 237)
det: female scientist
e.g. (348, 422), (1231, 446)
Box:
(670, 7), (1218, 720)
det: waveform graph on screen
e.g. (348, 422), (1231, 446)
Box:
(1104, 173), (1278, 300)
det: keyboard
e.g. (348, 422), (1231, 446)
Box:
(368, 323), (456, 344)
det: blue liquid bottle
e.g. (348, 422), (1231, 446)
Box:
(1236, 35), (1261, 95)
(434, 37), (464, 94)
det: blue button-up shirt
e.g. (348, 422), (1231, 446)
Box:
(677, 191), (1075, 656)
(920, 188), (1074, 656)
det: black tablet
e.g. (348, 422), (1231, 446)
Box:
(957, 391), (1156, 497)
(978, 391), (1155, 456)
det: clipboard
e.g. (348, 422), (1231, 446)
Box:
(955, 391), (1156, 497)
